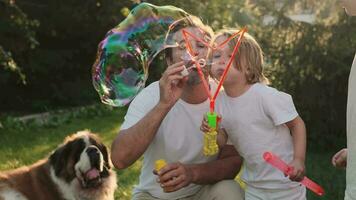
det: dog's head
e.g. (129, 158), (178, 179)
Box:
(49, 130), (115, 191)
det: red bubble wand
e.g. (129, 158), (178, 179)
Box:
(182, 27), (247, 155)
(263, 152), (325, 196)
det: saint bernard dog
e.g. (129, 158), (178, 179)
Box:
(0, 130), (117, 200)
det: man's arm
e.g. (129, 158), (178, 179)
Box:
(191, 144), (242, 184)
(158, 144), (242, 192)
(111, 103), (171, 169)
(111, 62), (186, 169)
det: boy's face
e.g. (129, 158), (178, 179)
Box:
(168, 27), (210, 85)
(340, 0), (356, 16)
(210, 35), (246, 86)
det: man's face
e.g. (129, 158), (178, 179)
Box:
(340, 0), (356, 16)
(169, 27), (210, 85)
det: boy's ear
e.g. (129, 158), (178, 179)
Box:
(166, 57), (173, 66)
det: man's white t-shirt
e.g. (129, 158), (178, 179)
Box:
(120, 81), (217, 199)
(346, 54), (356, 200)
(216, 83), (300, 189)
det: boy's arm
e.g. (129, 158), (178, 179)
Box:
(217, 128), (228, 148)
(286, 116), (307, 181)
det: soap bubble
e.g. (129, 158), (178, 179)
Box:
(92, 3), (189, 106)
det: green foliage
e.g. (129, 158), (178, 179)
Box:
(0, 0), (39, 84)
(0, 0), (131, 112)
(0, 103), (122, 130)
(248, 1), (356, 150)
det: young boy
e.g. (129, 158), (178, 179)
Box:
(201, 30), (307, 199)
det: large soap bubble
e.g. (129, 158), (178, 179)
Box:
(92, 3), (190, 106)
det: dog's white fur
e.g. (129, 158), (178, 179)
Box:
(0, 186), (28, 200)
(50, 167), (117, 200)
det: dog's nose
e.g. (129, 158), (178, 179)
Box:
(86, 147), (99, 156)
(86, 146), (101, 168)
(86, 147), (100, 161)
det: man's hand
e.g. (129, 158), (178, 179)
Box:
(159, 61), (187, 109)
(288, 158), (305, 182)
(155, 162), (193, 193)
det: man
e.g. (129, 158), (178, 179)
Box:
(111, 16), (244, 200)
(331, 1), (356, 199)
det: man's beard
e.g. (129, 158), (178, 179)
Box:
(186, 68), (208, 86)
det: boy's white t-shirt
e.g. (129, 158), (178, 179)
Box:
(120, 81), (217, 199)
(216, 83), (300, 189)
(346, 54), (356, 200)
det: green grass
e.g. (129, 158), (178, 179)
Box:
(0, 106), (346, 200)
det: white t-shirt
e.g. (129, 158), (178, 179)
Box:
(120, 81), (217, 200)
(346, 54), (356, 200)
(216, 83), (300, 189)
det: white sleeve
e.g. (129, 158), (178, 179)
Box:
(262, 88), (298, 126)
(120, 82), (160, 130)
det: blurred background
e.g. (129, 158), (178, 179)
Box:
(1, 0), (355, 199)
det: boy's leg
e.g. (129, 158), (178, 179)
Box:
(245, 185), (306, 200)
(267, 185), (306, 200)
(245, 186), (265, 200)
(190, 180), (244, 200)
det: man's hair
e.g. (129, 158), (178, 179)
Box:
(212, 29), (269, 84)
(164, 15), (213, 62)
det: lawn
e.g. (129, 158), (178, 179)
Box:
(0, 105), (346, 200)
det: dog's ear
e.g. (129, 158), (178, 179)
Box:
(88, 136), (111, 169)
(99, 145), (111, 178)
(49, 144), (68, 177)
(49, 139), (85, 181)
(100, 144), (110, 168)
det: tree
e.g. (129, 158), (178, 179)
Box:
(0, 0), (39, 84)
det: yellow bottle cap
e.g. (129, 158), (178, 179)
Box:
(155, 159), (167, 171)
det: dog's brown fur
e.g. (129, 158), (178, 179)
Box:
(0, 160), (62, 200)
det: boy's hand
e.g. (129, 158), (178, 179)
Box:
(200, 115), (227, 148)
(200, 115), (211, 132)
(200, 114), (222, 132)
(332, 148), (347, 169)
(288, 158), (305, 182)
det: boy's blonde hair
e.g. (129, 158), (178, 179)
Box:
(211, 29), (269, 84)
